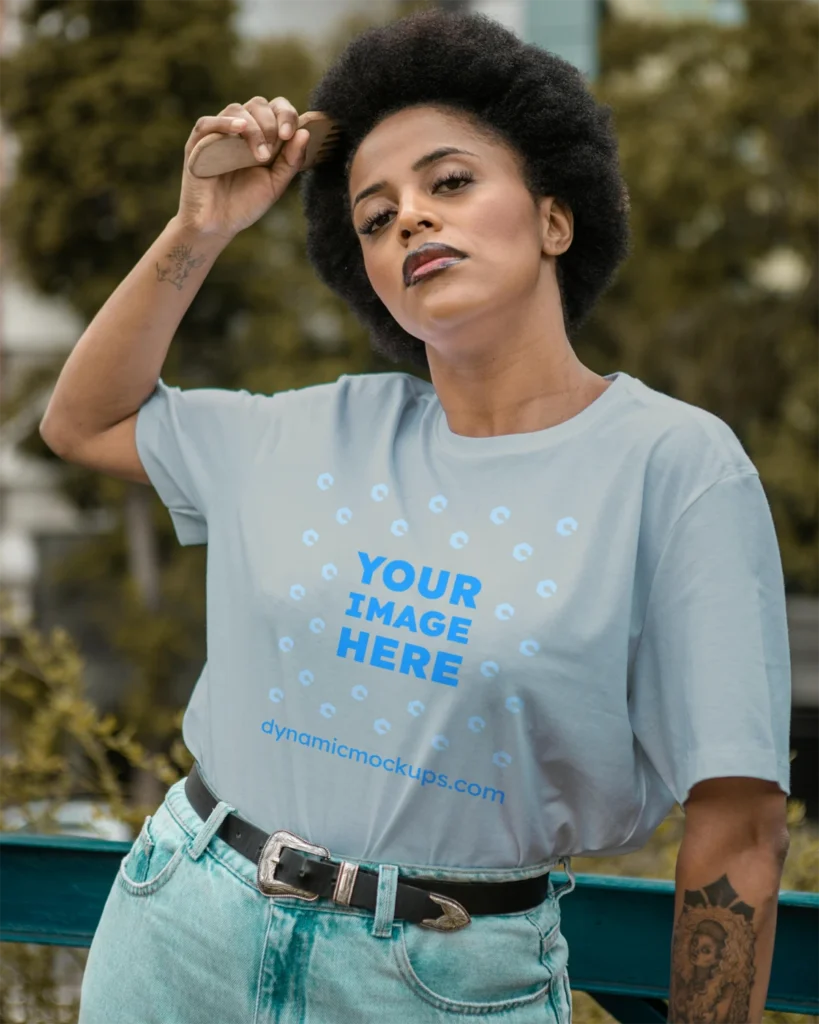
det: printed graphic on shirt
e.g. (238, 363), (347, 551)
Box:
(338, 550), (480, 687)
(259, 469), (582, 807)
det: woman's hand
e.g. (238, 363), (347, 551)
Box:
(177, 96), (310, 241)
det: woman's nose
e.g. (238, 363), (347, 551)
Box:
(396, 200), (440, 239)
(400, 220), (433, 240)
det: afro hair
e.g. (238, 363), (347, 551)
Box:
(301, 7), (631, 371)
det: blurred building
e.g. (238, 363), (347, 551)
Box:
(611, 0), (745, 21)
(0, 3), (398, 643)
(0, 1), (76, 624)
(236, 0), (395, 36)
(1, 0), (816, 812)
(471, 0), (745, 79)
(469, 0), (600, 78)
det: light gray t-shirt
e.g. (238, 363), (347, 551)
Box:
(135, 370), (791, 873)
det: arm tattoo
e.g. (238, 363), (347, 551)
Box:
(156, 245), (207, 291)
(670, 873), (755, 1023)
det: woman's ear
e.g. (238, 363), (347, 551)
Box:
(539, 197), (574, 257)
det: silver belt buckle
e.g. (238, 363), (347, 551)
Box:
(257, 830), (330, 899)
(419, 893), (472, 932)
(257, 829), (470, 931)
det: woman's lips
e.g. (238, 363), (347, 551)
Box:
(407, 256), (466, 286)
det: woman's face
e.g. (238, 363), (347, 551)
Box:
(348, 106), (569, 353)
(690, 931), (719, 968)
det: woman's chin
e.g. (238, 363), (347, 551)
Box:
(402, 280), (489, 333)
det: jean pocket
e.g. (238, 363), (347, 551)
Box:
(393, 893), (568, 1015)
(116, 802), (188, 897)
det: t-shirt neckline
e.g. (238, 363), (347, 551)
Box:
(432, 371), (629, 456)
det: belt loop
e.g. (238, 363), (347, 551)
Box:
(553, 857), (576, 902)
(189, 799), (235, 861)
(371, 864), (399, 938)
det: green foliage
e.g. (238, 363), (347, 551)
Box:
(584, 0), (818, 593)
(0, 0), (816, 1018)
(0, 596), (191, 1024)
(0, 595), (188, 831)
(0, 7), (415, 1012)
(2, 0), (239, 313)
(0, 0), (409, 766)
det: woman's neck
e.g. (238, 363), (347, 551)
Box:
(427, 339), (609, 440)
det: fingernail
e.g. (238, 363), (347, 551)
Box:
(257, 144), (271, 160)
(280, 123), (292, 139)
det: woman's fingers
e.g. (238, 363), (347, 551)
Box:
(282, 127), (310, 168)
(178, 95), (306, 237)
(268, 128), (311, 196)
(197, 97), (301, 165)
(269, 96), (299, 141)
(243, 96), (283, 161)
(187, 112), (251, 152)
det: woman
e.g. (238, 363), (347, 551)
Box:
(41, 9), (790, 1024)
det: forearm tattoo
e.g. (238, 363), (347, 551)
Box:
(156, 245), (207, 291)
(669, 874), (756, 1023)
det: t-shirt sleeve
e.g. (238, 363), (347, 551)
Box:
(135, 378), (272, 546)
(629, 470), (792, 806)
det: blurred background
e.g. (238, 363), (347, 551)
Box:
(0, 0), (816, 1021)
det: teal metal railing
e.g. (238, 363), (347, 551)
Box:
(1, 833), (817, 1023)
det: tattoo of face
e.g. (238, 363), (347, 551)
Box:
(670, 874), (756, 1023)
(156, 245), (207, 291)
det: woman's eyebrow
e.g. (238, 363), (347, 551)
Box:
(352, 147), (479, 210)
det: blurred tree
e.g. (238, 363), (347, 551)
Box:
(586, 0), (818, 592)
(0, 2), (816, 1018)
(0, 597), (191, 1024)
(0, 0), (404, 801)
(0, 0), (816, 808)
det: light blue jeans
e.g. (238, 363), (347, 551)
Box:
(79, 776), (575, 1023)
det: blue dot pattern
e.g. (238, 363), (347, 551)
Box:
(135, 371), (792, 869)
(267, 399), (591, 835)
(275, 464), (578, 780)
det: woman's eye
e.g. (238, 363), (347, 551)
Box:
(359, 210), (392, 235)
(358, 171), (474, 236)
(433, 171), (474, 192)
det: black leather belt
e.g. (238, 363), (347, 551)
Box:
(184, 763), (549, 932)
